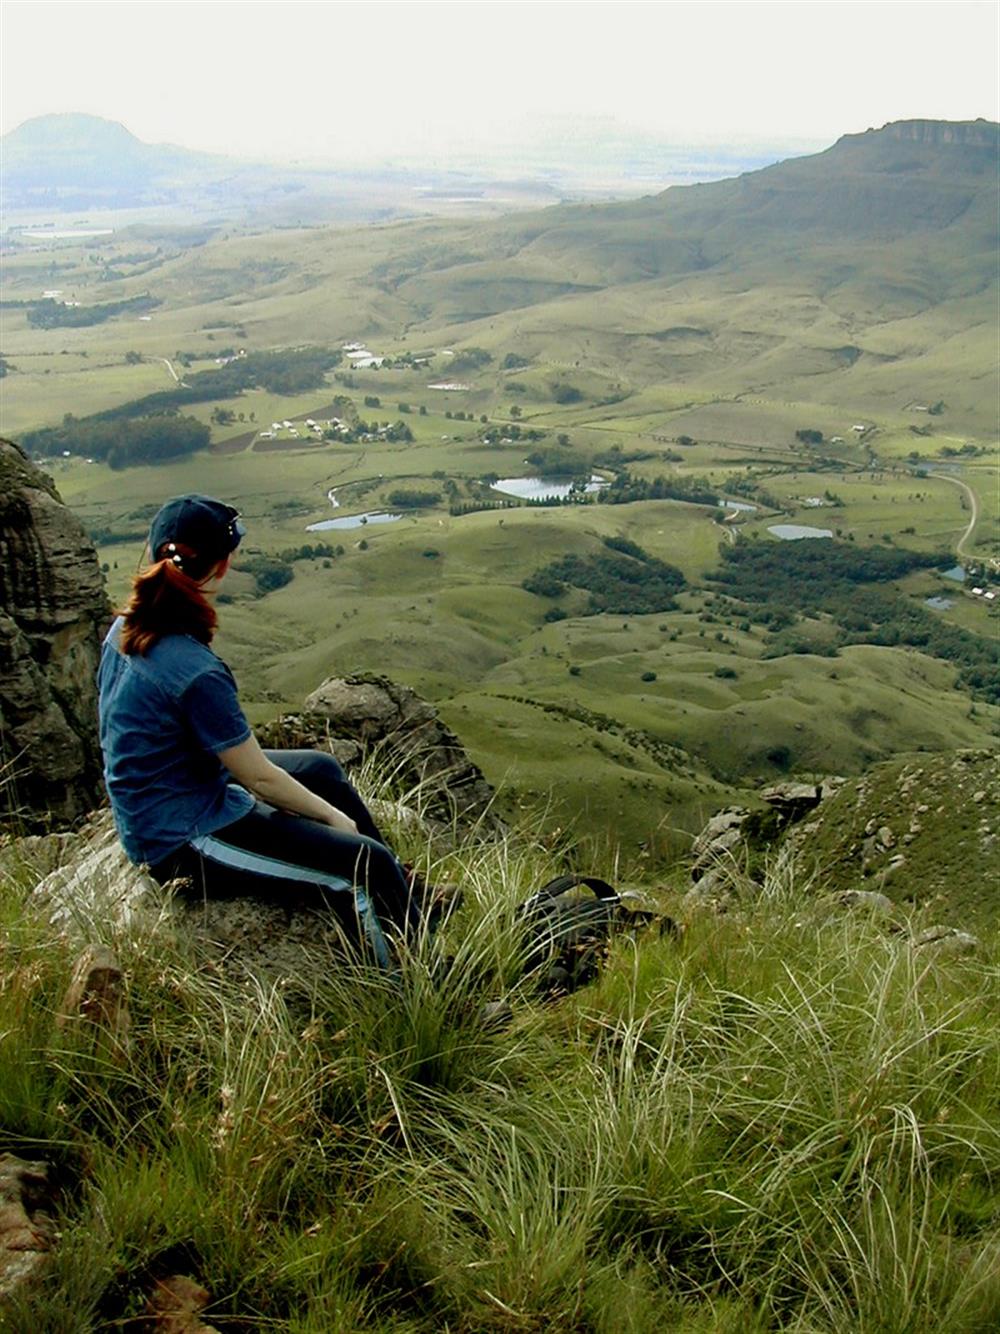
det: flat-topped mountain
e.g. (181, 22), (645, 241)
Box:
(2, 113), (226, 196)
(325, 117), (994, 429)
(474, 116), (998, 282)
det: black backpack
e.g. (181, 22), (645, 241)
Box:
(518, 874), (674, 997)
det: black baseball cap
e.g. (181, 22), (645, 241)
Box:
(148, 495), (245, 564)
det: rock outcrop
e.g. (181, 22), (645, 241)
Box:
(0, 439), (110, 830)
(686, 750), (996, 938)
(29, 808), (427, 985)
(257, 674), (502, 841)
(688, 779), (839, 889)
(0, 1153), (55, 1301)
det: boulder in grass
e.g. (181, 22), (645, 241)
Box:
(145, 1274), (221, 1333)
(0, 1154), (54, 1302)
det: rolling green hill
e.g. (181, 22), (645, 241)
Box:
(2, 118), (997, 866)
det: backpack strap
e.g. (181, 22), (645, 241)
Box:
(520, 874), (620, 917)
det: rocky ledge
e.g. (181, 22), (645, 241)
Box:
(0, 439), (110, 830)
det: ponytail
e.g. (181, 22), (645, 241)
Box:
(119, 545), (221, 655)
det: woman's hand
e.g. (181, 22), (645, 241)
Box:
(322, 806), (359, 835)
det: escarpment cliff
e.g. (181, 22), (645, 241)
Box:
(0, 440), (110, 829)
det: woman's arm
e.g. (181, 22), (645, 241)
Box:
(218, 735), (359, 834)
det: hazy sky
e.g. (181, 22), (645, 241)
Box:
(2, 1), (998, 163)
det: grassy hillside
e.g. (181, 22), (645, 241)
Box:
(2, 780), (998, 1330)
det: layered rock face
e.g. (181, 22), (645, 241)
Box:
(257, 673), (502, 840)
(0, 439), (110, 829)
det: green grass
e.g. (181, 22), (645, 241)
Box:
(2, 790), (998, 1331)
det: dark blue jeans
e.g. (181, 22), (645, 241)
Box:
(150, 750), (419, 948)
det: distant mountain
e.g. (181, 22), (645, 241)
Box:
(0, 112), (823, 223)
(1, 112), (455, 224)
(355, 118), (998, 432)
(2, 113), (230, 204)
(479, 118), (1000, 284)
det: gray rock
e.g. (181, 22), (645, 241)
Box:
(913, 926), (979, 955)
(683, 865), (736, 910)
(760, 782), (823, 818)
(261, 673), (502, 840)
(0, 439), (111, 831)
(31, 811), (398, 987)
(833, 889), (894, 915)
(32, 813), (160, 935)
(690, 808), (748, 880)
(0, 1153), (54, 1302)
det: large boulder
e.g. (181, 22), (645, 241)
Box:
(258, 673), (502, 841)
(0, 440), (110, 830)
(29, 810), (394, 984)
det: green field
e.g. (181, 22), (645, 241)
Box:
(3, 128), (998, 866)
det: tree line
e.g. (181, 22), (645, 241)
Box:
(22, 347), (343, 468)
(23, 294), (160, 329)
(710, 539), (999, 703)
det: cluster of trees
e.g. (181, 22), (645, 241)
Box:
(236, 554), (295, 596)
(25, 347), (345, 467)
(524, 447), (591, 478)
(479, 423), (545, 445)
(712, 539), (943, 607)
(523, 536), (685, 616)
(386, 488), (441, 509)
(448, 499), (518, 517)
(26, 294), (160, 329)
(597, 473), (719, 507)
(795, 429), (824, 444)
(27, 414), (209, 469)
(711, 539), (999, 702)
(276, 542), (344, 562)
(593, 444), (676, 469)
(550, 382), (583, 404)
(327, 419), (414, 444)
(448, 346), (492, 373)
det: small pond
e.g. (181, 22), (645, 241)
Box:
(718, 498), (757, 513)
(768, 524), (833, 541)
(490, 475), (608, 501)
(941, 565), (967, 583)
(307, 511), (402, 532)
(925, 596), (955, 610)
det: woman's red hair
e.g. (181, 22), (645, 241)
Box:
(119, 546), (220, 655)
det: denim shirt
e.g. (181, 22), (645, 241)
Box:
(97, 618), (254, 865)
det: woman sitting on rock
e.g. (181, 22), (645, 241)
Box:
(98, 493), (433, 964)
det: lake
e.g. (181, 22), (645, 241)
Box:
(768, 524), (833, 540)
(925, 596), (955, 610)
(307, 511), (402, 532)
(718, 498), (757, 513)
(491, 475), (608, 501)
(941, 565), (967, 583)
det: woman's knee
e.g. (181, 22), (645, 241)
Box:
(349, 834), (404, 884)
(264, 748), (346, 788)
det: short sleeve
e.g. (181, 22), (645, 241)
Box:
(180, 659), (252, 754)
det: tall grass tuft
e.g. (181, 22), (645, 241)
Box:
(1, 775), (997, 1331)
